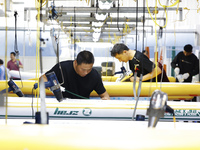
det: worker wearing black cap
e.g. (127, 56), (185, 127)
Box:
(171, 44), (199, 83)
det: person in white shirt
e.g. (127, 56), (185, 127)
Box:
(0, 59), (6, 80)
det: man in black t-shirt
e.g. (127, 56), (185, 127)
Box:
(40, 50), (110, 99)
(171, 44), (199, 83)
(110, 43), (169, 82)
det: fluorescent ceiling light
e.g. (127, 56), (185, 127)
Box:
(95, 12), (108, 21)
(93, 38), (99, 42)
(99, 0), (113, 10)
(92, 21), (104, 27)
(92, 27), (101, 32)
(63, 21), (89, 24)
(107, 22), (136, 25)
(93, 32), (101, 39)
(66, 26), (91, 30)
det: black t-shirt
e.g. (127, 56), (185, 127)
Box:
(171, 51), (199, 82)
(129, 51), (169, 82)
(46, 60), (106, 99)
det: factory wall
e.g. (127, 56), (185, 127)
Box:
(0, 30), (199, 78)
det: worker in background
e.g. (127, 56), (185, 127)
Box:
(171, 44), (199, 83)
(40, 50), (110, 100)
(110, 43), (169, 82)
(7, 52), (23, 80)
(0, 59), (6, 80)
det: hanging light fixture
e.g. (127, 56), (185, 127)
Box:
(92, 27), (101, 32)
(99, 0), (113, 10)
(95, 12), (108, 21)
(92, 21), (104, 27)
(92, 32), (101, 42)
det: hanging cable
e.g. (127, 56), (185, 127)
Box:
(14, 11), (23, 89)
(35, 0), (42, 112)
(121, 23), (124, 43)
(132, 0), (139, 120)
(155, 0), (158, 84)
(158, 0), (179, 8)
(158, 0), (169, 90)
(132, 74), (143, 120)
(142, 0), (145, 52)
(132, 0), (144, 121)
(74, 7), (76, 59)
(135, 0), (138, 50)
(14, 11), (18, 57)
(146, 0), (168, 28)
(96, 0), (98, 13)
(117, 0), (120, 32)
(4, 0), (8, 124)
(31, 88), (34, 119)
(55, 23), (64, 85)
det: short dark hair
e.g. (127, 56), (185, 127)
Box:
(0, 59), (3, 65)
(184, 44), (193, 53)
(10, 52), (16, 56)
(76, 50), (94, 65)
(110, 43), (129, 57)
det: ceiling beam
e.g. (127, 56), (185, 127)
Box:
(62, 23), (136, 29)
(48, 0), (118, 1)
(42, 16), (144, 22)
(24, 7), (182, 13)
(61, 28), (133, 33)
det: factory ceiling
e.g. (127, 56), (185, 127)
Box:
(0, 0), (200, 43)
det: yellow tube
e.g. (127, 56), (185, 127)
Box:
(168, 96), (194, 100)
(102, 76), (176, 82)
(101, 76), (118, 82)
(91, 82), (200, 97)
(1, 80), (199, 97)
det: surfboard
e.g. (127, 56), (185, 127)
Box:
(0, 120), (200, 150)
(1, 97), (200, 121)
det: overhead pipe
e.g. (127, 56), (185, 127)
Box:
(24, 7), (183, 13)
(41, 16), (145, 22)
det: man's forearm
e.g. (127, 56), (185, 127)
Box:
(39, 74), (48, 82)
(100, 91), (110, 100)
(142, 66), (162, 81)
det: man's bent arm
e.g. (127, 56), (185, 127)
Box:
(130, 65), (162, 82)
(142, 66), (162, 81)
(99, 91), (110, 100)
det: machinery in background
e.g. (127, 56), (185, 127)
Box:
(115, 66), (133, 82)
(48, 0), (62, 20)
(101, 61), (115, 76)
(0, 79), (24, 97)
(34, 71), (63, 102)
(7, 79), (24, 97)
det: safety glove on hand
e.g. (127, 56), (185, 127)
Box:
(174, 67), (180, 76)
(182, 73), (190, 80)
(176, 74), (184, 82)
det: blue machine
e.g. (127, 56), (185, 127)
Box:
(0, 79), (24, 97)
(34, 71), (63, 102)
